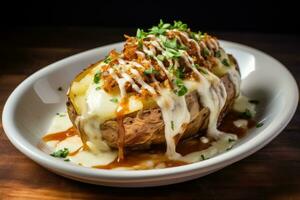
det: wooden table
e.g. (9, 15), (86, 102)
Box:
(1, 28), (299, 200)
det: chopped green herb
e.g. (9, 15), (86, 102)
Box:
(110, 98), (118, 103)
(148, 19), (171, 35)
(226, 146), (233, 151)
(179, 44), (187, 50)
(159, 19), (171, 29)
(190, 31), (204, 41)
(199, 68), (208, 75)
(240, 109), (252, 119)
(201, 154), (205, 160)
(171, 121), (175, 130)
(57, 86), (63, 91)
(256, 122), (264, 128)
(163, 38), (178, 49)
(249, 99), (260, 105)
(56, 113), (65, 117)
(163, 48), (182, 59)
(136, 28), (147, 50)
(222, 59), (230, 67)
(136, 28), (147, 39)
(215, 50), (221, 58)
(194, 64), (208, 74)
(168, 65), (184, 79)
(64, 158), (70, 162)
(103, 56), (111, 64)
(95, 86), (101, 90)
(173, 67), (184, 79)
(157, 54), (165, 61)
(203, 48), (210, 57)
(138, 40), (143, 50)
(172, 20), (188, 31)
(174, 78), (188, 96)
(93, 71), (101, 84)
(228, 138), (236, 143)
(50, 148), (69, 158)
(144, 67), (158, 75)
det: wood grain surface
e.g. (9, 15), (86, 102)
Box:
(0, 28), (299, 200)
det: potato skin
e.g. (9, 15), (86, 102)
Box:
(67, 72), (238, 150)
(99, 73), (236, 149)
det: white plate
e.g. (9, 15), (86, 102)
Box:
(2, 41), (298, 187)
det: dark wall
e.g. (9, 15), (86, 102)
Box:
(0, 0), (299, 33)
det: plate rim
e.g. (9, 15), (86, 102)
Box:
(2, 40), (299, 180)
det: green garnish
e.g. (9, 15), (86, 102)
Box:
(201, 155), (206, 160)
(256, 122), (264, 128)
(148, 19), (171, 35)
(110, 98), (118, 103)
(174, 68), (184, 79)
(174, 78), (188, 96)
(163, 37), (178, 49)
(95, 86), (101, 90)
(228, 138), (236, 143)
(136, 28), (147, 50)
(203, 48), (210, 57)
(50, 148), (69, 158)
(240, 109), (252, 119)
(136, 28), (147, 39)
(103, 56), (111, 64)
(190, 31), (204, 41)
(171, 121), (175, 130)
(56, 113), (66, 117)
(226, 146), (233, 151)
(157, 54), (165, 61)
(172, 20), (188, 31)
(64, 158), (70, 162)
(93, 71), (101, 84)
(163, 48), (182, 59)
(160, 36), (187, 51)
(222, 59), (230, 67)
(215, 50), (221, 58)
(168, 65), (184, 79)
(144, 67), (158, 75)
(138, 40), (143, 50)
(249, 100), (260, 105)
(194, 64), (208, 74)
(146, 20), (188, 36)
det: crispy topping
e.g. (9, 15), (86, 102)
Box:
(96, 20), (231, 99)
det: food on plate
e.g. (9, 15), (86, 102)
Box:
(41, 20), (258, 170)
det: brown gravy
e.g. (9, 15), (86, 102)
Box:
(42, 127), (78, 142)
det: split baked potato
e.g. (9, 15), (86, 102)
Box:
(66, 20), (241, 157)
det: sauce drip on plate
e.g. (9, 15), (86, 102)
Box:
(42, 111), (255, 170)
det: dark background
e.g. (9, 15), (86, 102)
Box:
(1, 1), (300, 199)
(0, 0), (299, 33)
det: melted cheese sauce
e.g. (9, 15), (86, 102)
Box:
(41, 110), (255, 170)
(41, 114), (117, 167)
(156, 88), (190, 159)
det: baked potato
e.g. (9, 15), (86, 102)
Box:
(66, 20), (240, 159)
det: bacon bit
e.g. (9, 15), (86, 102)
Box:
(139, 89), (150, 97)
(123, 44), (138, 60)
(103, 75), (117, 92)
(109, 49), (120, 59)
(124, 34), (131, 40)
